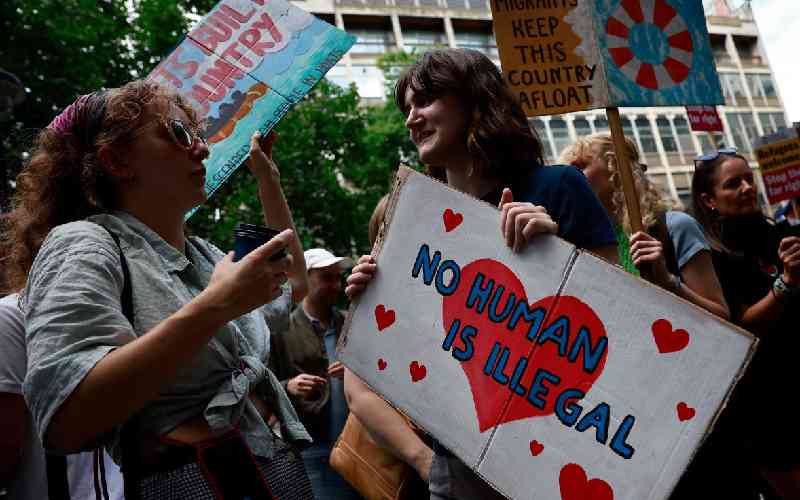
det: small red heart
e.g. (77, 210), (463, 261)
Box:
(651, 319), (690, 354)
(442, 208), (464, 232)
(409, 361), (427, 383)
(559, 463), (614, 500)
(374, 304), (396, 331)
(377, 358), (387, 371)
(529, 440), (544, 457)
(677, 402), (696, 422)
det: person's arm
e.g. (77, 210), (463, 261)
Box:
(678, 251), (730, 319)
(344, 369), (432, 482)
(738, 236), (800, 335)
(247, 132), (308, 302)
(31, 228), (295, 453)
(0, 394), (26, 487)
(630, 232), (730, 319)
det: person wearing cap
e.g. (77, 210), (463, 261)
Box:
(269, 248), (360, 500)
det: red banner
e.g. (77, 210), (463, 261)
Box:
(686, 106), (723, 132)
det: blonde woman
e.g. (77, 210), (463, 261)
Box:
(560, 133), (729, 319)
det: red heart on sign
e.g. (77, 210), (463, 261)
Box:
(442, 259), (608, 432)
(529, 440), (544, 457)
(377, 358), (387, 371)
(677, 402), (695, 422)
(559, 463), (614, 500)
(375, 304), (396, 331)
(443, 208), (463, 232)
(652, 319), (690, 353)
(409, 361), (427, 382)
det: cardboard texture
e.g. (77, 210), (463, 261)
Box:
(340, 167), (756, 500)
(754, 129), (800, 205)
(491, 0), (724, 116)
(148, 0), (355, 205)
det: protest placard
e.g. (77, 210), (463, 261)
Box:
(754, 128), (800, 205)
(685, 105), (723, 132)
(340, 167), (756, 500)
(148, 0), (355, 207)
(491, 0), (724, 117)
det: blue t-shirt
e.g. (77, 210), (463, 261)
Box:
(482, 164), (616, 250)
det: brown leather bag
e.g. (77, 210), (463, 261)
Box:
(329, 413), (417, 500)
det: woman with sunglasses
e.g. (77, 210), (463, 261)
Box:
(670, 148), (800, 499)
(344, 49), (618, 500)
(3, 80), (314, 499)
(559, 133), (729, 319)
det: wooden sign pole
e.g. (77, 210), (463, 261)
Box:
(606, 107), (654, 281)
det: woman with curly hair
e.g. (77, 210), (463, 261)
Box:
(2, 80), (314, 499)
(559, 133), (729, 319)
(344, 48), (618, 500)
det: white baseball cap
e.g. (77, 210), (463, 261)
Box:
(304, 248), (353, 271)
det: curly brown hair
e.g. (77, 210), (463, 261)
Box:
(394, 49), (544, 183)
(2, 79), (199, 292)
(559, 133), (676, 233)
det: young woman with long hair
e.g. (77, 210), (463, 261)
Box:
(344, 48), (618, 500)
(671, 149), (800, 499)
(2, 80), (314, 499)
(559, 133), (729, 319)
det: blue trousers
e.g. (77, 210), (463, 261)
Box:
(301, 443), (362, 500)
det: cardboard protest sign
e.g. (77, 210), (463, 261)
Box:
(491, 0), (724, 116)
(754, 128), (800, 205)
(340, 168), (756, 499)
(148, 0), (355, 204)
(685, 105), (722, 132)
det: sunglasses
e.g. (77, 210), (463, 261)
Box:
(694, 147), (738, 166)
(131, 117), (207, 150)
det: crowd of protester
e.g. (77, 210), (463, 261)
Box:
(1, 47), (799, 500)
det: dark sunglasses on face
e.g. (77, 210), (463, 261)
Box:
(130, 117), (207, 150)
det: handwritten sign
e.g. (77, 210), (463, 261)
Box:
(686, 105), (723, 132)
(755, 130), (800, 204)
(148, 0), (355, 207)
(340, 168), (755, 499)
(491, 0), (724, 116)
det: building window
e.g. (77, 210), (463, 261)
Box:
(593, 116), (609, 135)
(635, 117), (661, 166)
(325, 65), (352, 89)
(349, 28), (395, 54)
(772, 112), (787, 130)
(550, 117), (571, 159)
(673, 117), (696, 159)
(759, 112), (776, 135)
(573, 116), (592, 139)
(725, 112), (754, 153)
(352, 65), (385, 99)
(657, 117), (677, 152)
(454, 31), (497, 57)
(402, 29), (447, 50)
(745, 73), (764, 103)
(760, 74), (779, 105)
(698, 133), (726, 153)
(529, 118), (551, 161)
(721, 72), (746, 106)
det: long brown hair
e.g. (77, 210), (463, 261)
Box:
(2, 80), (199, 292)
(394, 49), (543, 183)
(689, 152), (749, 251)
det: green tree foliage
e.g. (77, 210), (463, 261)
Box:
(2, 0), (417, 257)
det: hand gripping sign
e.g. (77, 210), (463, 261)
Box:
(147, 0), (355, 212)
(491, 0), (724, 116)
(339, 168), (756, 500)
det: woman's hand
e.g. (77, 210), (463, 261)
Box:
(244, 131), (280, 183)
(779, 236), (800, 286)
(499, 188), (558, 253)
(208, 229), (294, 319)
(629, 231), (676, 291)
(345, 254), (377, 300)
(287, 373), (326, 399)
